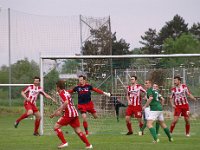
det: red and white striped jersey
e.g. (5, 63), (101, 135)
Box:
(170, 84), (191, 106)
(59, 89), (79, 117)
(23, 85), (45, 105)
(127, 84), (146, 106)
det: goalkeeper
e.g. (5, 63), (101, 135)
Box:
(67, 75), (110, 136)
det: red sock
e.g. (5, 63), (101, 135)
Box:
(34, 119), (40, 133)
(83, 121), (88, 135)
(54, 128), (67, 144)
(16, 113), (29, 123)
(170, 122), (176, 133)
(185, 124), (190, 135)
(78, 132), (90, 146)
(139, 122), (143, 129)
(126, 122), (133, 133)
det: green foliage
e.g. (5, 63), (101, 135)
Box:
(44, 69), (59, 92)
(61, 59), (81, 74)
(163, 33), (200, 54)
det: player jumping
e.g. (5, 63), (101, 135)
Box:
(67, 75), (110, 136)
(14, 76), (56, 136)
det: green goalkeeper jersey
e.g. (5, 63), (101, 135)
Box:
(146, 87), (162, 111)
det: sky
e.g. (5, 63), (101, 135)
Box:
(0, 0), (200, 66)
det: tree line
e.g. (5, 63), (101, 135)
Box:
(0, 14), (200, 99)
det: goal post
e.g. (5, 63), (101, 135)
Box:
(39, 54), (200, 135)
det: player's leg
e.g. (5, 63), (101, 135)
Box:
(159, 121), (173, 141)
(147, 120), (158, 142)
(72, 117), (92, 149)
(82, 113), (89, 136)
(147, 111), (159, 142)
(141, 107), (149, 133)
(14, 103), (33, 128)
(125, 106), (133, 135)
(54, 117), (68, 148)
(158, 112), (173, 142)
(155, 121), (160, 135)
(125, 116), (133, 135)
(170, 116), (179, 134)
(183, 107), (190, 136)
(136, 112), (143, 135)
(33, 111), (41, 136)
(78, 103), (90, 136)
(170, 107), (180, 134)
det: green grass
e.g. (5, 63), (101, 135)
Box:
(1, 107), (200, 150)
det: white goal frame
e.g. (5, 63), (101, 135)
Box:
(39, 53), (200, 135)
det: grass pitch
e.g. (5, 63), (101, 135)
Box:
(0, 106), (200, 150)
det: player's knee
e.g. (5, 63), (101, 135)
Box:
(27, 110), (33, 115)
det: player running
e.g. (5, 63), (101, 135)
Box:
(125, 75), (146, 135)
(50, 80), (92, 149)
(170, 75), (196, 137)
(67, 75), (110, 136)
(14, 76), (56, 136)
(143, 80), (172, 143)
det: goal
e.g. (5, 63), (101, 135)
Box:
(40, 54), (200, 135)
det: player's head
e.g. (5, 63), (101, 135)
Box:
(153, 83), (159, 90)
(78, 75), (86, 85)
(56, 80), (66, 91)
(144, 80), (152, 89)
(130, 75), (137, 84)
(33, 76), (40, 86)
(174, 75), (181, 86)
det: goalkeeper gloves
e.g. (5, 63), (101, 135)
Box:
(103, 92), (111, 97)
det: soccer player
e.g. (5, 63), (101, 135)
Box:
(50, 80), (92, 149)
(170, 76), (196, 137)
(153, 83), (165, 135)
(143, 80), (172, 143)
(67, 75), (110, 136)
(125, 75), (146, 135)
(14, 76), (56, 136)
(141, 83), (165, 135)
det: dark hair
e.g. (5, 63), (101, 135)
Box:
(79, 75), (87, 80)
(131, 75), (137, 80)
(34, 76), (40, 82)
(56, 80), (66, 89)
(174, 75), (182, 81)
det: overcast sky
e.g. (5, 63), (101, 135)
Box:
(0, 0), (200, 66)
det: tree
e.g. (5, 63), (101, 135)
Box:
(44, 69), (59, 93)
(189, 22), (200, 40)
(158, 14), (188, 50)
(160, 33), (200, 68)
(82, 26), (131, 79)
(140, 28), (161, 54)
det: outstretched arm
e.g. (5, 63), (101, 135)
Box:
(43, 92), (57, 103)
(92, 88), (111, 97)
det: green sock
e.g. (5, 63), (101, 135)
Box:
(156, 122), (160, 134)
(164, 127), (171, 139)
(141, 120), (147, 131)
(149, 127), (157, 141)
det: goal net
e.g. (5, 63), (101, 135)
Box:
(40, 54), (200, 136)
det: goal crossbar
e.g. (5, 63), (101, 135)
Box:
(40, 54), (200, 59)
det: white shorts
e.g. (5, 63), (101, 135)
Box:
(147, 111), (164, 121)
(144, 107), (150, 120)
